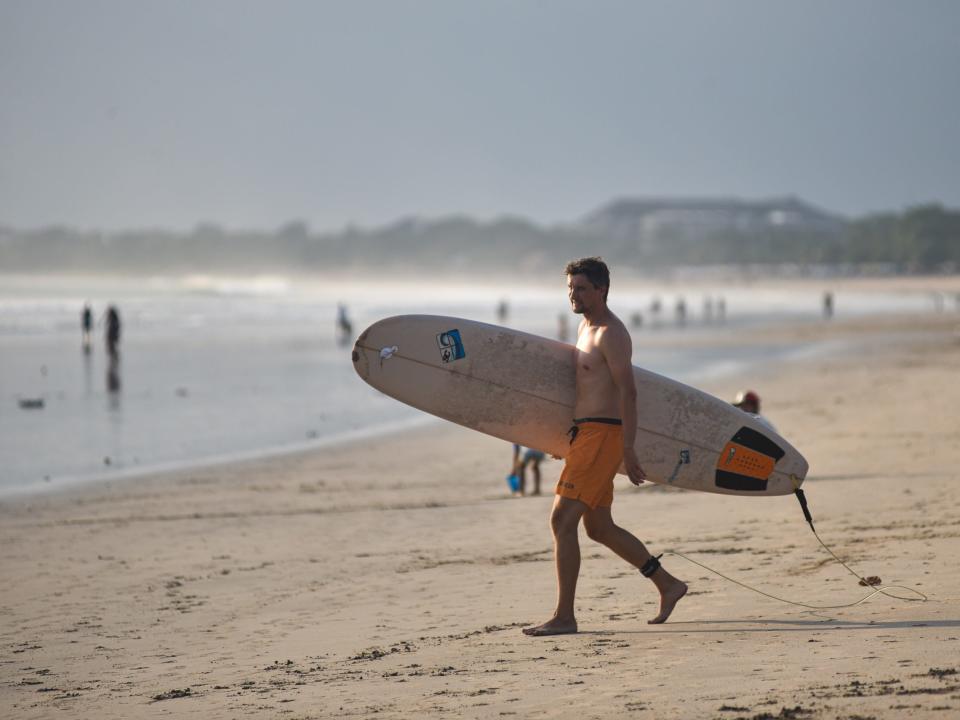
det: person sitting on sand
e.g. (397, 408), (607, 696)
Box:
(523, 257), (687, 637)
(732, 390), (776, 432)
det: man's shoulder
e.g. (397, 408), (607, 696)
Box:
(597, 312), (630, 342)
(595, 315), (632, 360)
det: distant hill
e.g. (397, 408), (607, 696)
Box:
(1, 197), (957, 275)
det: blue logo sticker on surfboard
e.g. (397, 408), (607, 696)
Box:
(437, 329), (465, 363)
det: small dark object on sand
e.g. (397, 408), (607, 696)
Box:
(18, 398), (45, 410)
(152, 687), (192, 701)
(858, 576), (882, 586)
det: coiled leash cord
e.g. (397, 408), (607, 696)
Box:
(661, 484), (928, 610)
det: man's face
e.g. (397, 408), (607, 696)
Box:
(567, 273), (604, 314)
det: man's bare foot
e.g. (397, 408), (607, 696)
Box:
(522, 617), (578, 636)
(648, 581), (687, 624)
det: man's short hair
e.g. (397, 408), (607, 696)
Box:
(565, 257), (610, 300)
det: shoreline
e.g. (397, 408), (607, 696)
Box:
(0, 414), (439, 502)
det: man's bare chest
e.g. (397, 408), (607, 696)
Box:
(574, 336), (608, 377)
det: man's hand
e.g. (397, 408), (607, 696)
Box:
(624, 447), (647, 485)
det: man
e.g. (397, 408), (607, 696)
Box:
(523, 257), (687, 636)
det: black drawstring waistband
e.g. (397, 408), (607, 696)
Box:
(568, 417), (622, 444)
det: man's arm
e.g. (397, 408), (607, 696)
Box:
(602, 326), (647, 485)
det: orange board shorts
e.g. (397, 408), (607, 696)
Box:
(556, 419), (623, 510)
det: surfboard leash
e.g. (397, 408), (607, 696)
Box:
(789, 482), (927, 605)
(662, 477), (928, 610)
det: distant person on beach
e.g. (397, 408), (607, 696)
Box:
(81, 303), (93, 352)
(675, 297), (687, 327)
(522, 257), (687, 637)
(703, 296), (714, 324)
(497, 299), (509, 324)
(649, 297), (662, 329)
(733, 390), (776, 433)
(104, 305), (121, 358)
(557, 313), (569, 342)
(511, 443), (545, 496)
(823, 291), (834, 319)
(336, 303), (353, 346)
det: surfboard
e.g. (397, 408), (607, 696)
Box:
(352, 315), (808, 497)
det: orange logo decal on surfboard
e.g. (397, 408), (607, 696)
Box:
(715, 426), (785, 492)
(717, 442), (775, 480)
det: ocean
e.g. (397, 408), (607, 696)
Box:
(0, 273), (940, 495)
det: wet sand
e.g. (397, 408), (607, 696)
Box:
(2, 312), (959, 719)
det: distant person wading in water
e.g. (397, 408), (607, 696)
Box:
(336, 303), (353, 347)
(522, 257), (687, 637)
(105, 305), (121, 358)
(81, 303), (93, 352)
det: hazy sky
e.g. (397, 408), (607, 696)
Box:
(1, 0), (958, 231)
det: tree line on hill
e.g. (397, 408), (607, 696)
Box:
(1, 202), (957, 276)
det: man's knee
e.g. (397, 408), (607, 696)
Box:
(550, 505), (582, 537)
(584, 520), (614, 544)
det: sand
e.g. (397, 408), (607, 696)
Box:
(2, 311), (959, 719)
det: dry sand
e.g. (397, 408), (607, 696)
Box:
(2, 312), (959, 719)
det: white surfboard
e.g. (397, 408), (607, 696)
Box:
(352, 315), (808, 496)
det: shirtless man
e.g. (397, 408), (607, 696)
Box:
(523, 257), (687, 636)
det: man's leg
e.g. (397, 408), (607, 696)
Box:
(582, 506), (688, 624)
(522, 496), (587, 636)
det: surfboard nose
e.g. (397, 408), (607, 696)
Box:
(351, 316), (409, 384)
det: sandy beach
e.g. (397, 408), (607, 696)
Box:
(2, 311), (959, 719)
